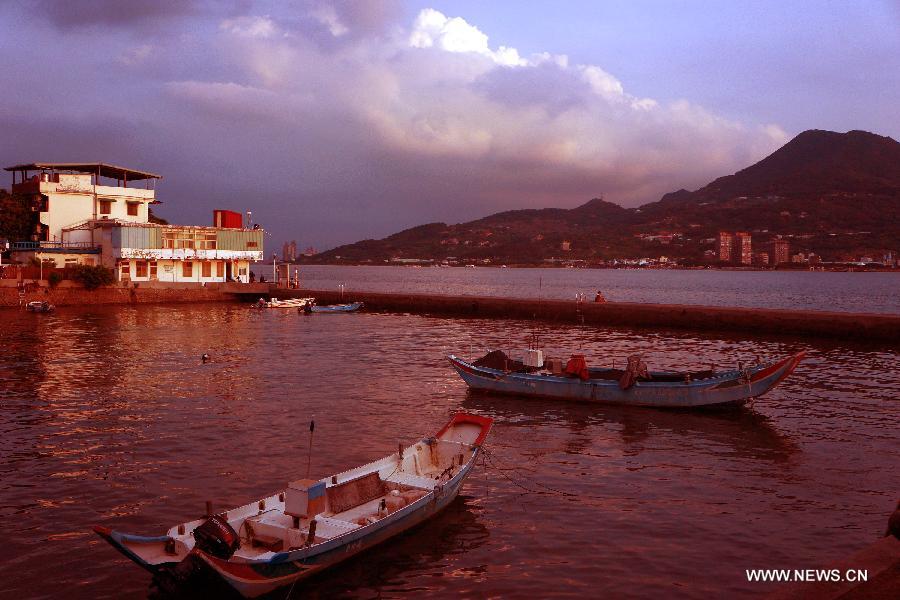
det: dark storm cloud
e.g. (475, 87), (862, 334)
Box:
(24, 0), (249, 30)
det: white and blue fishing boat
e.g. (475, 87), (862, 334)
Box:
(309, 301), (363, 313)
(448, 351), (804, 408)
(93, 413), (492, 598)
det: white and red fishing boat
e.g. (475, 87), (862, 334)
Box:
(94, 413), (492, 598)
(449, 350), (805, 408)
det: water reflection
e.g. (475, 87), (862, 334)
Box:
(0, 304), (896, 599)
(463, 390), (797, 463)
(147, 496), (489, 600)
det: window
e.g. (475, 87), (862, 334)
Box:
(135, 261), (148, 278)
(201, 261), (211, 278)
(247, 241), (258, 248)
(216, 261), (224, 277)
(83, 258), (95, 266)
(99, 200), (112, 215)
(127, 202), (139, 216)
(200, 233), (217, 249)
(150, 261), (157, 279)
(121, 261), (130, 276)
(182, 261), (193, 278)
(162, 229), (217, 249)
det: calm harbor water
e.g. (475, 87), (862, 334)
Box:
(256, 265), (900, 315)
(1, 303), (898, 599)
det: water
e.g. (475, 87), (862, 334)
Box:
(256, 265), (900, 314)
(1, 304), (897, 599)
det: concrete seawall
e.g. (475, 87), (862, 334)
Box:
(276, 288), (900, 343)
(0, 280), (269, 307)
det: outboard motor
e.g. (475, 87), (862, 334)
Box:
(193, 515), (240, 559)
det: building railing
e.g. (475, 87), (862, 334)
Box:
(11, 241), (101, 251)
(94, 219), (261, 232)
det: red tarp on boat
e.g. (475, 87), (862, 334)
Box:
(565, 355), (589, 380)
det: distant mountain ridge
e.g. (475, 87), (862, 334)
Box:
(313, 129), (900, 264)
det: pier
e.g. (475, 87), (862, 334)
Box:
(274, 288), (900, 343)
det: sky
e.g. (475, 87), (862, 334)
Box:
(1, 1), (897, 251)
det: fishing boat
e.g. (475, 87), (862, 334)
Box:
(309, 302), (363, 313)
(93, 413), (493, 598)
(25, 300), (54, 313)
(448, 350), (804, 408)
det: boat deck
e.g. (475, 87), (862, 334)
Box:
(216, 441), (469, 560)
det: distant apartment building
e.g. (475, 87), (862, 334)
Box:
(4, 162), (263, 282)
(773, 239), (790, 264)
(282, 240), (298, 262)
(717, 231), (734, 262)
(716, 231), (752, 265)
(736, 232), (752, 265)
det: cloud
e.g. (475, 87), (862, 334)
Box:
(409, 8), (525, 66)
(25, 0), (207, 29)
(220, 15), (276, 38)
(0, 3), (790, 249)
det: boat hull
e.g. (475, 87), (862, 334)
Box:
(196, 456), (475, 597)
(310, 302), (363, 313)
(448, 353), (804, 408)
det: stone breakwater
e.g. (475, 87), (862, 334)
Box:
(0, 280), (269, 307)
(276, 288), (900, 343)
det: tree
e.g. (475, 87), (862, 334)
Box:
(0, 190), (35, 241)
(69, 265), (116, 289)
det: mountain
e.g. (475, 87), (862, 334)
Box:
(312, 130), (900, 264)
(652, 130), (900, 208)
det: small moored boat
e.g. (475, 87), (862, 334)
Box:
(449, 350), (804, 408)
(253, 297), (315, 309)
(25, 301), (55, 313)
(309, 302), (363, 313)
(93, 413), (492, 598)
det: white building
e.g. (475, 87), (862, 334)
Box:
(4, 162), (263, 282)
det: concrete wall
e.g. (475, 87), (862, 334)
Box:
(0, 280), (269, 307)
(274, 288), (900, 343)
(45, 190), (94, 241)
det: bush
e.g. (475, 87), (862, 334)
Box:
(70, 265), (116, 290)
(47, 271), (63, 288)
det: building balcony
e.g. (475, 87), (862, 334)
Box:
(116, 247), (264, 261)
(11, 241), (101, 253)
(11, 179), (155, 200)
